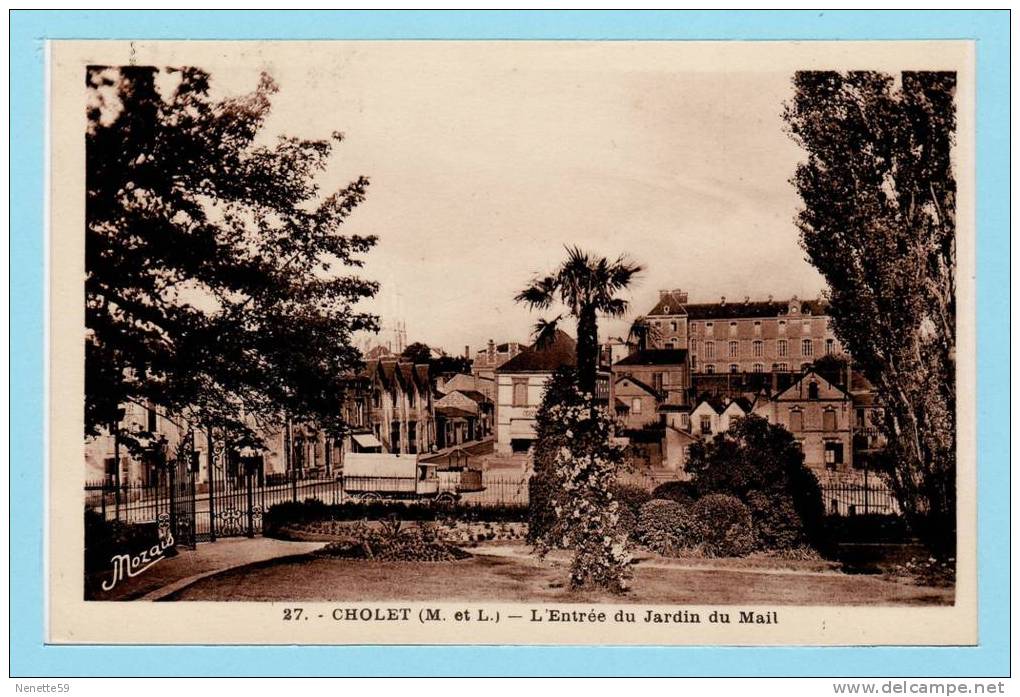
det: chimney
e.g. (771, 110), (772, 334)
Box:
(464, 345), (470, 359)
(720, 296), (726, 306)
(659, 290), (670, 301)
(767, 294), (773, 302)
(744, 295), (750, 304)
(673, 289), (688, 304)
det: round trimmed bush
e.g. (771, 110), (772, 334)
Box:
(746, 489), (806, 551)
(636, 499), (696, 556)
(611, 483), (653, 515)
(690, 494), (755, 557)
(651, 480), (699, 506)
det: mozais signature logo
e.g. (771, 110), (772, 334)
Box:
(100, 515), (176, 592)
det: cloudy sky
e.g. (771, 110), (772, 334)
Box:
(193, 41), (829, 355)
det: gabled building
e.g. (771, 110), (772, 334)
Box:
(752, 369), (853, 476)
(360, 357), (436, 455)
(434, 380), (493, 449)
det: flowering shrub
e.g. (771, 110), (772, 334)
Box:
(531, 375), (631, 592)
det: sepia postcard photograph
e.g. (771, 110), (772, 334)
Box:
(43, 36), (978, 648)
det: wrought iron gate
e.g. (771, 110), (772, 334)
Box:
(196, 439), (265, 541)
(167, 435), (197, 549)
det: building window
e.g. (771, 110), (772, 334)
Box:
(778, 320), (787, 335)
(823, 408), (836, 431)
(372, 390), (382, 408)
(631, 398), (643, 415)
(705, 322), (714, 337)
(652, 372), (663, 392)
(680, 412), (690, 428)
(729, 321), (738, 337)
(408, 388), (415, 407)
(753, 320), (762, 336)
(407, 421), (418, 454)
(670, 321), (678, 332)
(753, 363), (764, 373)
(824, 441), (844, 468)
(512, 380), (528, 407)
(753, 340), (763, 357)
(777, 362), (788, 372)
(778, 339), (788, 357)
(728, 340), (738, 357)
(808, 381), (820, 400)
(825, 338), (835, 355)
(803, 321), (812, 334)
(856, 408), (866, 428)
(729, 364), (739, 374)
(801, 339), (813, 356)
(700, 415), (712, 435)
(789, 409), (803, 432)
(705, 364), (715, 374)
(146, 408), (158, 433)
(390, 421), (401, 453)
(705, 341), (715, 359)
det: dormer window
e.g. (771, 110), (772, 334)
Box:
(663, 305), (670, 314)
(808, 381), (819, 400)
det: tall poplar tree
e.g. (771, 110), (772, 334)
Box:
(783, 71), (957, 556)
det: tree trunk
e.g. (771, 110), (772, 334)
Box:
(576, 306), (599, 396)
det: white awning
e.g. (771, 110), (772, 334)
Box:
(352, 433), (383, 449)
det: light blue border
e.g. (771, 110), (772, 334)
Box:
(10, 10), (1009, 677)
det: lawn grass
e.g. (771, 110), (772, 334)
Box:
(166, 545), (954, 605)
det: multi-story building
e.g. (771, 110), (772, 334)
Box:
(610, 349), (691, 430)
(751, 370), (853, 477)
(493, 329), (582, 456)
(610, 348), (696, 474)
(360, 357), (436, 456)
(644, 291), (843, 374)
(472, 339), (524, 400)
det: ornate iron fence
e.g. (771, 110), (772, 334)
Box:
(819, 481), (901, 516)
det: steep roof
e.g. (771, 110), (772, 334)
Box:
(774, 370), (851, 402)
(614, 374), (659, 397)
(647, 295), (830, 320)
(684, 298), (829, 320)
(646, 290), (690, 317)
(614, 348), (688, 367)
(496, 329), (577, 374)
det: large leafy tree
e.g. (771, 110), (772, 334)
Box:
(86, 66), (378, 448)
(516, 247), (642, 394)
(685, 415), (827, 552)
(783, 71), (957, 556)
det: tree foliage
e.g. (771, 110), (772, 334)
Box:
(685, 415), (827, 551)
(516, 247), (642, 393)
(86, 66), (378, 448)
(783, 71), (957, 556)
(401, 342), (472, 377)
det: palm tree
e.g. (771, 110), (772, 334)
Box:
(626, 315), (662, 352)
(516, 247), (643, 395)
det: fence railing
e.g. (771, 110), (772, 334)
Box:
(819, 481), (900, 517)
(85, 472), (531, 526)
(86, 474), (900, 533)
